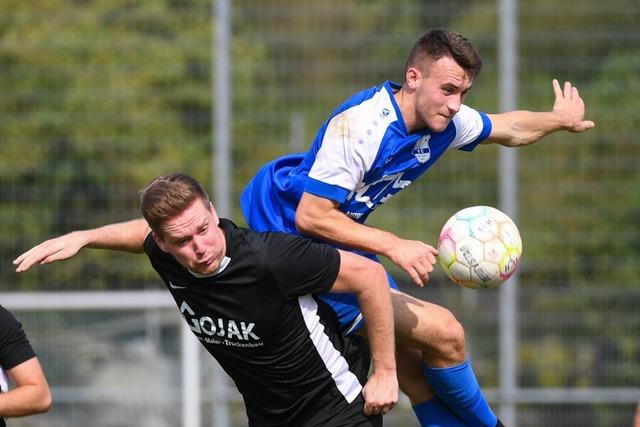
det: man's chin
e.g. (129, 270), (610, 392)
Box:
(432, 118), (451, 132)
(189, 262), (218, 276)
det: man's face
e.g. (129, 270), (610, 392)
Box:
(411, 55), (473, 132)
(154, 198), (226, 276)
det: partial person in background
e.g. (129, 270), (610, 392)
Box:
(0, 305), (52, 427)
(14, 173), (397, 426)
(240, 29), (595, 427)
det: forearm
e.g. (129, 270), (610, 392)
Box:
(14, 218), (150, 272)
(486, 79), (594, 147)
(332, 251), (396, 374)
(296, 200), (399, 258)
(486, 110), (566, 147)
(0, 359), (52, 417)
(355, 267), (396, 374)
(82, 218), (150, 253)
(0, 384), (51, 416)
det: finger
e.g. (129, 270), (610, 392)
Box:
(577, 120), (596, 131)
(17, 254), (45, 272)
(408, 268), (425, 287)
(564, 81), (572, 100)
(13, 247), (38, 265)
(572, 86), (580, 101)
(552, 79), (562, 99)
(424, 256), (436, 271)
(16, 247), (63, 271)
(380, 402), (394, 413)
(363, 402), (375, 416)
(15, 259), (37, 273)
(413, 262), (428, 280)
(429, 246), (439, 257)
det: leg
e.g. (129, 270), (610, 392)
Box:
(390, 289), (466, 367)
(396, 345), (434, 403)
(390, 289), (499, 427)
(321, 265), (496, 426)
(396, 345), (468, 427)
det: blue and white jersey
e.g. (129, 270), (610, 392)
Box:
(241, 80), (492, 234)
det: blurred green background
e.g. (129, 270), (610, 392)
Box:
(1, 1), (639, 426)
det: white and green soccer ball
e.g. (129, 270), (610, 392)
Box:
(437, 206), (522, 289)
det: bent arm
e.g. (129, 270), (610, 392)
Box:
(331, 250), (398, 414)
(296, 192), (438, 286)
(14, 219), (150, 273)
(0, 358), (52, 417)
(296, 192), (398, 255)
(485, 79), (595, 147)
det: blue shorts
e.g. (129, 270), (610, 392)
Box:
(321, 253), (399, 335)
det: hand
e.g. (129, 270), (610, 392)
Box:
(387, 238), (438, 286)
(13, 231), (88, 273)
(551, 79), (595, 133)
(362, 370), (398, 416)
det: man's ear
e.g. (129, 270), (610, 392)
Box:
(209, 201), (220, 225)
(152, 232), (169, 253)
(406, 67), (421, 90)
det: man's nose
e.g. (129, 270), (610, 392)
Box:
(193, 236), (206, 255)
(447, 96), (461, 114)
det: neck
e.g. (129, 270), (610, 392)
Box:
(393, 86), (421, 133)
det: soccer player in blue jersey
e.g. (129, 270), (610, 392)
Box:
(240, 30), (595, 426)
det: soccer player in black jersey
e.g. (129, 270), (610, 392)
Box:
(14, 173), (398, 426)
(0, 305), (52, 426)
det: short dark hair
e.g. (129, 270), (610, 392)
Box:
(140, 173), (211, 237)
(405, 30), (483, 79)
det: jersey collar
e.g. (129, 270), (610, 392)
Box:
(188, 256), (231, 278)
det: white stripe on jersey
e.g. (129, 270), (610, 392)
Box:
(309, 88), (397, 191)
(298, 295), (362, 403)
(450, 104), (487, 149)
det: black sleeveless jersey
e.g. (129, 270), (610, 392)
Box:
(144, 219), (379, 426)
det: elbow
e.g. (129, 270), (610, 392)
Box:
(35, 386), (53, 413)
(294, 210), (314, 235)
(362, 262), (388, 293)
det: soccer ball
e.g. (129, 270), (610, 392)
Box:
(437, 206), (522, 289)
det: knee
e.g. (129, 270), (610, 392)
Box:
(430, 309), (467, 364)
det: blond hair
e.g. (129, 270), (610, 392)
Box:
(139, 173), (210, 237)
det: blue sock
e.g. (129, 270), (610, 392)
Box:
(422, 357), (497, 427)
(412, 397), (468, 426)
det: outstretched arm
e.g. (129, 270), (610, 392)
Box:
(296, 192), (438, 286)
(485, 79), (595, 147)
(331, 250), (398, 416)
(0, 358), (52, 417)
(14, 218), (150, 273)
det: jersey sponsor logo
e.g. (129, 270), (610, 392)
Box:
(412, 135), (431, 163)
(345, 212), (364, 220)
(179, 301), (263, 347)
(347, 171), (412, 214)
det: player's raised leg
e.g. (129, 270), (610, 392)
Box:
(395, 345), (468, 426)
(391, 289), (499, 427)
